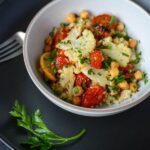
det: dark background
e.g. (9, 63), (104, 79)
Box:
(0, 0), (150, 150)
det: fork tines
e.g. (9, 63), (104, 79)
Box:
(0, 34), (22, 63)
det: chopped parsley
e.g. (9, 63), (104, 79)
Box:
(102, 57), (114, 70)
(111, 73), (125, 84)
(112, 86), (120, 92)
(51, 67), (57, 75)
(59, 40), (71, 45)
(122, 52), (129, 57)
(60, 22), (69, 27)
(112, 32), (130, 40)
(97, 73), (102, 76)
(73, 87), (79, 95)
(97, 44), (112, 50)
(131, 52), (141, 65)
(109, 16), (117, 25)
(80, 57), (90, 64)
(142, 73), (148, 84)
(88, 69), (95, 75)
(49, 27), (56, 37)
(48, 49), (57, 63)
(102, 61), (110, 70)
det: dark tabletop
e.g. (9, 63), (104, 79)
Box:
(0, 0), (150, 150)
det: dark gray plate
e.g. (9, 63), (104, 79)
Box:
(0, 0), (150, 150)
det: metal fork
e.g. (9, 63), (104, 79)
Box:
(0, 32), (25, 63)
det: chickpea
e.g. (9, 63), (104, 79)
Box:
(111, 61), (119, 68)
(66, 13), (76, 23)
(116, 22), (125, 31)
(58, 69), (63, 74)
(73, 86), (84, 97)
(123, 40), (129, 47)
(129, 83), (138, 92)
(44, 45), (51, 52)
(134, 70), (143, 81)
(73, 96), (81, 106)
(45, 36), (52, 46)
(118, 81), (129, 90)
(110, 67), (119, 78)
(129, 39), (137, 49)
(80, 10), (90, 19)
(113, 38), (119, 44)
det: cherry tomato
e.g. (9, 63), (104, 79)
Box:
(119, 64), (134, 79)
(53, 28), (68, 46)
(56, 56), (69, 69)
(90, 51), (104, 69)
(81, 85), (106, 108)
(57, 50), (65, 56)
(92, 14), (114, 38)
(92, 14), (112, 26)
(75, 73), (91, 88)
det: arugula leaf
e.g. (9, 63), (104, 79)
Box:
(10, 101), (86, 150)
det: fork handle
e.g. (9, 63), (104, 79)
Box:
(16, 32), (25, 44)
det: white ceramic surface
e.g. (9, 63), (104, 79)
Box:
(23, 0), (150, 117)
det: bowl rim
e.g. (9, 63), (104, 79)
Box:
(23, 0), (150, 116)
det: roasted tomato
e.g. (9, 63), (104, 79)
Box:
(90, 50), (104, 69)
(81, 85), (106, 108)
(56, 50), (70, 69)
(57, 50), (65, 56)
(92, 14), (113, 38)
(75, 73), (91, 88)
(53, 28), (68, 46)
(119, 64), (134, 79)
(92, 14), (112, 26)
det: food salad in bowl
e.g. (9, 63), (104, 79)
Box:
(24, 0), (150, 116)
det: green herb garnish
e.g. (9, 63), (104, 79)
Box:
(131, 52), (141, 65)
(142, 73), (148, 84)
(73, 87), (79, 95)
(102, 57), (114, 70)
(109, 16), (117, 25)
(112, 32), (130, 40)
(10, 101), (86, 150)
(49, 27), (56, 38)
(102, 61), (110, 70)
(80, 57), (90, 64)
(59, 40), (71, 45)
(48, 49), (57, 63)
(97, 73), (102, 76)
(88, 69), (95, 75)
(112, 86), (119, 92)
(111, 73), (125, 84)
(122, 52), (129, 57)
(60, 22), (69, 27)
(97, 44), (112, 50)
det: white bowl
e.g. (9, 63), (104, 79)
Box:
(23, 0), (150, 117)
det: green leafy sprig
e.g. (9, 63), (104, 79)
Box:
(10, 101), (86, 150)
